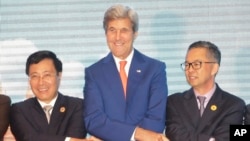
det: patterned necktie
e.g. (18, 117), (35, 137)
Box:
(43, 105), (53, 123)
(197, 96), (206, 116)
(119, 61), (127, 96)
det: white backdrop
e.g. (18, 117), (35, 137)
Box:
(0, 0), (250, 104)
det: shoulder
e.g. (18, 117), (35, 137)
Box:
(85, 52), (112, 70)
(11, 97), (35, 108)
(11, 98), (37, 113)
(135, 49), (165, 65)
(246, 104), (250, 111)
(60, 94), (83, 105)
(0, 94), (11, 104)
(168, 89), (191, 99)
(219, 88), (245, 105)
(168, 92), (183, 99)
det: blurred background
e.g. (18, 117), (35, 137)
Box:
(0, 0), (250, 104)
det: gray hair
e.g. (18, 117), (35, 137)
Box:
(103, 4), (139, 33)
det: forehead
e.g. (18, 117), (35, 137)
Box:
(107, 18), (132, 28)
(186, 47), (208, 61)
(29, 59), (56, 73)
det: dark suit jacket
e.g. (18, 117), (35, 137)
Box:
(0, 94), (11, 141)
(165, 84), (245, 141)
(10, 93), (87, 141)
(244, 104), (250, 124)
(83, 49), (168, 141)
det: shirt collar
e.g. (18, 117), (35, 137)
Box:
(38, 94), (58, 108)
(194, 84), (216, 101)
(113, 49), (134, 74)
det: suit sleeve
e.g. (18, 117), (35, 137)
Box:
(165, 96), (200, 141)
(64, 98), (87, 138)
(0, 95), (11, 139)
(136, 62), (168, 132)
(10, 104), (65, 141)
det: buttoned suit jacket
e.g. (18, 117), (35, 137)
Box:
(83, 49), (168, 141)
(165, 84), (245, 141)
(0, 94), (11, 141)
(10, 93), (87, 141)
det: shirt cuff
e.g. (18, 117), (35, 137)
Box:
(130, 128), (136, 141)
(65, 137), (71, 141)
(209, 137), (215, 141)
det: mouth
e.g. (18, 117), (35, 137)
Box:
(38, 87), (48, 92)
(188, 75), (197, 80)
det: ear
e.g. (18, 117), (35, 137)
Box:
(211, 63), (219, 76)
(58, 72), (62, 79)
(133, 32), (138, 40)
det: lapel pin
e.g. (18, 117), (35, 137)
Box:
(60, 107), (66, 113)
(210, 105), (217, 111)
(136, 69), (141, 73)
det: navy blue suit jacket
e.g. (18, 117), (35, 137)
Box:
(165, 84), (245, 141)
(10, 93), (87, 141)
(83, 49), (168, 141)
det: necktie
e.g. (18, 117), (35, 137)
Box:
(119, 61), (127, 96)
(43, 105), (53, 123)
(197, 96), (206, 116)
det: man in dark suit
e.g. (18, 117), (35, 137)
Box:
(165, 41), (245, 141)
(83, 4), (169, 141)
(0, 94), (11, 141)
(244, 104), (250, 124)
(10, 50), (98, 141)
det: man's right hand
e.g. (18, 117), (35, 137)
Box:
(134, 127), (170, 141)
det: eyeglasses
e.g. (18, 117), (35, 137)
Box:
(29, 72), (57, 82)
(180, 61), (216, 71)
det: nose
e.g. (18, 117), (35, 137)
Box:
(38, 76), (45, 85)
(115, 30), (121, 40)
(187, 64), (195, 72)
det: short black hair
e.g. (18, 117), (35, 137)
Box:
(188, 41), (221, 66)
(25, 50), (62, 75)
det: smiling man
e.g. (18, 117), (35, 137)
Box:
(9, 50), (98, 141)
(83, 4), (169, 141)
(165, 41), (245, 141)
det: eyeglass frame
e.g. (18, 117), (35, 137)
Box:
(180, 61), (216, 71)
(29, 72), (58, 82)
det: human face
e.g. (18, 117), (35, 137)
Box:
(28, 58), (61, 103)
(106, 18), (137, 60)
(185, 48), (218, 92)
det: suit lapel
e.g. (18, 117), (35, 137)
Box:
(31, 99), (49, 129)
(197, 86), (224, 132)
(182, 89), (201, 128)
(102, 53), (127, 104)
(49, 94), (67, 133)
(101, 50), (145, 102)
(126, 50), (145, 101)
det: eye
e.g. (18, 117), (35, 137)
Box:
(108, 27), (116, 32)
(43, 73), (52, 79)
(192, 62), (201, 68)
(184, 63), (189, 67)
(30, 75), (39, 80)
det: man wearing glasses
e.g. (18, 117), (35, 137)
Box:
(165, 41), (245, 141)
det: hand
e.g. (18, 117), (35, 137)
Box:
(161, 135), (170, 141)
(134, 127), (170, 141)
(69, 137), (98, 141)
(87, 136), (103, 141)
